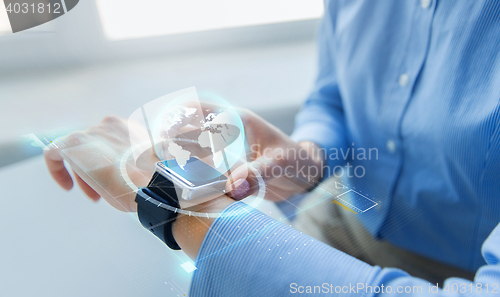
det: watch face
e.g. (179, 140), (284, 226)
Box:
(160, 157), (226, 187)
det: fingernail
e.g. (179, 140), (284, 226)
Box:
(230, 179), (250, 200)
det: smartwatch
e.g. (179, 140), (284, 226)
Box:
(135, 157), (228, 250)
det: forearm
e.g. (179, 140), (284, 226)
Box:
(291, 4), (348, 174)
(190, 202), (380, 296)
(176, 201), (500, 296)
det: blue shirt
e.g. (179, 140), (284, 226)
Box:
(291, 0), (500, 272)
(191, 202), (500, 296)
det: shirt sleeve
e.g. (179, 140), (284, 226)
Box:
(291, 1), (348, 171)
(190, 201), (382, 296)
(376, 223), (500, 297)
(190, 202), (500, 297)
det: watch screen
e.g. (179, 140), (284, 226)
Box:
(162, 157), (226, 185)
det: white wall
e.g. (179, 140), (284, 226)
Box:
(0, 40), (317, 142)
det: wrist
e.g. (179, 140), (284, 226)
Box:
(298, 141), (326, 187)
(126, 151), (160, 212)
(172, 195), (235, 259)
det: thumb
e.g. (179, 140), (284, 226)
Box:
(226, 154), (286, 200)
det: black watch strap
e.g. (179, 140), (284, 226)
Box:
(135, 172), (181, 250)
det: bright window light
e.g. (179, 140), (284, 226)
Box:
(0, 3), (11, 35)
(95, 0), (324, 41)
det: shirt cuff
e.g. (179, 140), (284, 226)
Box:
(291, 121), (347, 176)
(190, 201), (380, 296)
(291, 105), (348, 173)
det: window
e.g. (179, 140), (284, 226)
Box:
(0, 0), (321, 72)
(95, 0), (324, 41)
(0, 3), (11, 35)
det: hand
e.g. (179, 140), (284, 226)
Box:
(44, 116), (159, 212)
(227, 109), (325, 201)
(43, 114), (235, 260)
(158, 101), (325, 202)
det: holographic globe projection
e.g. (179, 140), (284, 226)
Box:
(128, 87), (246, 181)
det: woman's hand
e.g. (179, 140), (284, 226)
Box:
(154, 101), (325, 202)
(44, 116), (159, 212)
(226, 109), (325, 202)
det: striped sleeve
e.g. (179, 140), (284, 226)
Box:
(190, 202), (381, 296)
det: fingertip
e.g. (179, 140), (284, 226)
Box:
(86, 191), (101, 202)
(44, 146), (74, 191)
(62, 183), (73, 191)
(228, 178), (250, 200)
(58, 170), (74, 191)
(72, 170), (101, 201)
(229, 164), (251, 182)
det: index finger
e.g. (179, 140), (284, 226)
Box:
(43, 133), (83, 191)
(44, 143), (73, 191)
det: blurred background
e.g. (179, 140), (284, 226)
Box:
(0, 0), (322, 296)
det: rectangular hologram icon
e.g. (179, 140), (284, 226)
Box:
(180, 261), (197, 273)
(334, 190), (378, 213)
